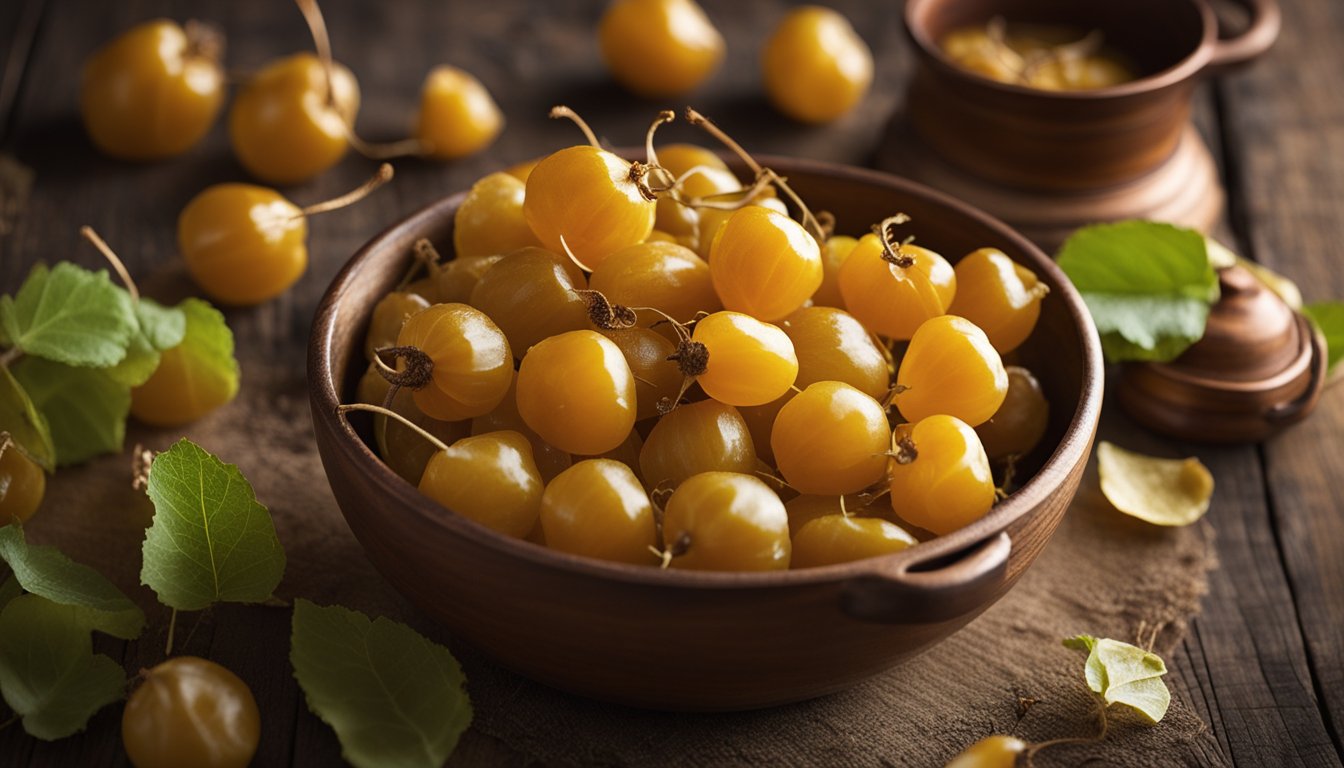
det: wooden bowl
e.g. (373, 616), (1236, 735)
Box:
(307, 158), (1104, 711)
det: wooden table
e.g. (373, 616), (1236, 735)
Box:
(1, 1), (1341, 765)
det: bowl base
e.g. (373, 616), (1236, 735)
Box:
(877, 117), (1223, 253)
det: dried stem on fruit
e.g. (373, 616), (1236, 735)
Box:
(297, 163), (395, 219)
(337, 403), (452, 453)
(575, 290), (637, 330)
(395, 238), (443, 289)
(892, 434), (919, 465)
(549, 105), (602, 149)
(872, 214), (915, 268)
(372, 345), (434, 392)
(79, 225), (139, 303)
(294, 0), (337, 108)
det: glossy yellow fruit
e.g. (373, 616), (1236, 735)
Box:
(639, 399), (755, 488)
(772, 381), (889, 495)
(453, 173), (543, 258)
(588, 241), (721, 325)
(122, 657), (259, 768)
(838, 235), (956, 341)
(894, 315), (1007, 428)
(179, 183), (306, 306)
(737, 392), (793, 464)
(539, 459), (657, 564)
(364, 291), (431, 361)
(468, 249), (589, 356)
(358, 363), (470, 485)
(599, 327), (682, 420)
(657, 143), (729, 178)
(516, 330), (637, 455)
(692, 311), (798, 407)
(813, 235), (859, 307)
(947, 248), (1047, 354)
(81, 20), (224, 160)
(524, 145), (655, 270)
(395, 303), (513, 422)
(471, 372), (572, 483)
(976, 366), (1049, 461)
(415, 65), (503, 160)
(663, 472), (790, 571)
(600, 0), (724, 97)
(783, 494), (889, 537)
(888, 415), (995, 536)
(654, 164), (739, 246)
(0, 444), (44, 526)
(780, 306), (890, 400)
(709, 206), (823, 322)
(762, 6), (873, 123)
(228, 53), (359, 185)
(791, 515), (917, 568)
(695, 195), (788, 261)
(419, 431), (543, 537)
(432, 255), (503, 303)
(944, 734), (1028, 768)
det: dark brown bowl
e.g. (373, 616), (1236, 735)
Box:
(307, 158), (1104, 711)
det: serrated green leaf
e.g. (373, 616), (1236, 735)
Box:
(1304, 301), (1344, 373)
(291, 599), (472, 768)
(0, 526), (144, 639)
(0, 262), (137, 368)
(1057, 221), (1220, 363)
(104, 299), (188, 388)
(104, 329), (161, 388)
(142, 439), (285, 611)
(1064, 634), (1170, 724)
(11, 356), (129, 466)
(166, 298), (240, 403)
(0, 365), (54, 471)
(0, 594), (127, 740)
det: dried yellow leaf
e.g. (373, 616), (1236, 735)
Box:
(1096, 441), (1213, 526)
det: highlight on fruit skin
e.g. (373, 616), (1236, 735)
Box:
(599, 0), (725, 97)
(121, 656), (260, 768)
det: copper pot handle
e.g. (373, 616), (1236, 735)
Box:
(841, 532), (1011, 624)
(1207, 0), (1281, 72)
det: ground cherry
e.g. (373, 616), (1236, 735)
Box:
(762, 6), (873, 123)
(364, 291), (430, 361)
(888, 415), (995, 535)
(691, 311), (797, 407)
(599, 0), (724, 97)
(453, 173), (543, 258)
(947, 248), (1048, 354)
(599, 327), (682, 420)
(944, 734), (1028, 768)
(813, 235), (859, 307)
(657, 143), (729, 177)
(122, 657), (259, 768)
(639, 399), (755, 489)
(663, 472), (790, 571)
(695, 196), (788, 261)
(468, 249), (589, 355)
(895, 315), (1007, 428)
(539, 459), (657, 565)
(358, 363), (470, 484)
(228, 52), (360, 184)
(771, 381), (889, 495)
(589, 241), (720, 325)
(419, 430), (543, 537)
(517, 330), (637, 455)
(81, 20), (224, 160)
(523, 145), (655, 270)
(838, 234), (956, 340)
(737, 392), (793, 464)
(784, 494), (888, 536)
(471, 372), (572, 482)
(589, 428), (644, 478)
(415, 65), (503, 160)
(792, 515), (917, 568)
(431, 255), (503, 304)
(709, 206), (823, 322)
(654, 164), (740, 246)
(976, 366), (1049, 461)
(0, 442), (44, 526)
(780, 306), (890, 399)
(395, 303), (513, 422)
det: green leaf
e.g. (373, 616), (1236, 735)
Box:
(11, 356), (129, 466)
(142, 439), (285, 611)
(1304, 301), (1344, 373)
(1064, 635), (1170, 724)
(0, 262), (137, 368)
(1057, 221), (1220, 363)
(0, 526), (144, 639)
(169, 298), (240, 405)
(291, 599), (472, 768)
(105, 299), (188, 388)
(0, 594), (127, 740)
(0, 365), (54, 471)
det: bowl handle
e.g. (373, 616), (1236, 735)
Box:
(1206, 0), (1281, 72)
(841, 532), (1012, 624)
(1265, 315), (1327, 425)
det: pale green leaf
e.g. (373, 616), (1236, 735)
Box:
(142, 439), (285, 611)
(1064, 634), (1170, 724)
(0, 594), (127, 740)
(291, 599), (472, 768)
(105, 299), (189, 387)
(167, 298), (240, 406)
(0, 262), (137, 368)
(1057, 221), (1220, 363)
(1304, 301), (1344, 373)
(0, 365), (54, 471)
(1097, 441), (1214, 527)
(103, 329), (161, 388)
(0, 525), (144, 639)
(11, 356), (129, 466)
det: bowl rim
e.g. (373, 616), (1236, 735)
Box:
(308, 155), (1104, 590)
(902, 0), (1217, 101)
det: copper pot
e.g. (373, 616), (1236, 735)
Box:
(903, 0), (1281, 192)
(308, 158), (1104, 711)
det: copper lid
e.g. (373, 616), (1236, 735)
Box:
(1118, 265), (1327, 443)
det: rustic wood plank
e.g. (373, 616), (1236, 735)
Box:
(0, 0), (45, 144)
(1215, 0), (1344, 756)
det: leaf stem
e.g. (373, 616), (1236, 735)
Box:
(164, 608), (178, 657)
(337, 403), (451, 453)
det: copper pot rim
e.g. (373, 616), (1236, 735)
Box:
(903, 0), (1217, 102)
(307, 156), (1105, 592)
